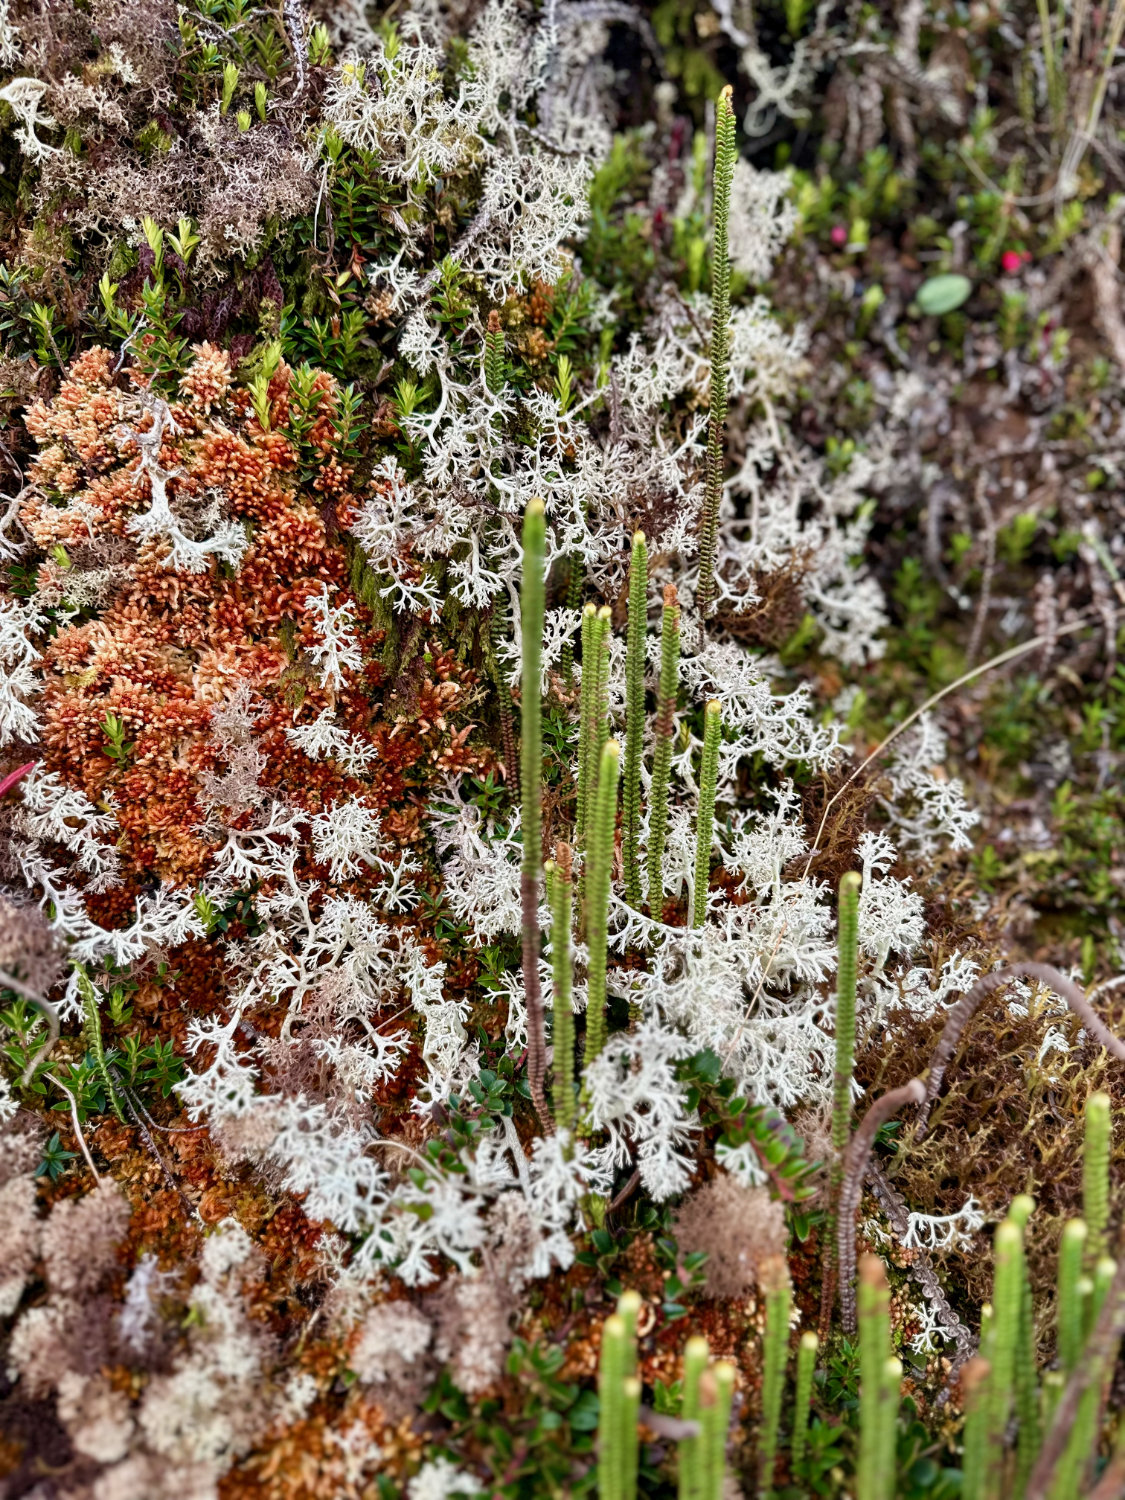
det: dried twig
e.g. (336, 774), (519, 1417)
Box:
(115, 1072), (202, 1224)
(44, 1071), (100, 1184)
(283, 0), (308, 96)
(801, 616), (1095, 879)
(638, 1407), (701, 1441)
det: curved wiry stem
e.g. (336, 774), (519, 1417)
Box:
(865, 1158), (975, 1366)
(837, 1078), (926, 1334)
(915, 963), (1125, 1140)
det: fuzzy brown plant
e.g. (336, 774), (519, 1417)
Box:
(671, 1171), (787, 1300)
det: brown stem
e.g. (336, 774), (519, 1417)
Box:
(817, 1253), (838, 1345)
(866, 1158), (976, 1373)
(916, 963), (1125, 1140)
(837, 1078), (926, 1334)
(1084, 1449), (1125, 1500)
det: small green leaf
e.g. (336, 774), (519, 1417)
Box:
(569, 1390), (600, 1430)
(915, 273), (972, 316)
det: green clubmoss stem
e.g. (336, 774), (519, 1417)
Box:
(691, 700), (721, 929)
(520, 498), (550, 1131)
(622, 531), (648, 909)
(583, 738), (620, 1068)
(647, 583), (681, 914)
(697, 86), (737, 619)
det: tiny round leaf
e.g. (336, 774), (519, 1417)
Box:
(915, 273), (972, 316)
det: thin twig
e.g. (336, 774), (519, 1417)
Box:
(114, 1073), (202, 1223)
(801, 615), (1095, 880)
(45, 1072), (101, 1184)
(608, 1169), (641, 1213)
(124, 1086), (207, 1134)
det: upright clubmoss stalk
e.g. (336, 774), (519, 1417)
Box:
(583, 738), (621, 1068)
(1008, 1195), (1040, 1492)
(576, 602), (598, 850)
(696, 85), (737, 620)
(1083, 1091), (1111, 1264)
(546, 844), (576, 1137)
(961, 1355), (992, 1500)
(1039, 1368), (1064, 1433)
(791, 1331), (818, 1476)
(758, 1258), (790, 1498)
(1057, 1219), (1088, 1373)
(700, 1362), (735, 1500)
(484, 308), (505, 393)
(490, 597), (519, 796)
(877, 1357), (902, 1500)
(617, 1289), (641, 1372)
(594, 604), (612, 760)
(621, 1377), (641, 1500)
(577, 605), (612, 881)
(560, 552), (584, 688)
(1048, 1255), (1120, 1500)
(679, 1335), (709, 1500)
(983, 1219), (1022, 1494)
(520, 499), (550, 1131)
(857, 1255), (892, 1500)
(622, 531), (648, 909)
(1035, 0), (1064, 136)
(1091, 1254), (1117, 1337)
(692, 700), (722, 928)
(647, 583), (680, 914)
(598, 1311), (630, 1500)
(75, 964), (124, 1123)
(598, 1294), (641, 1500)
